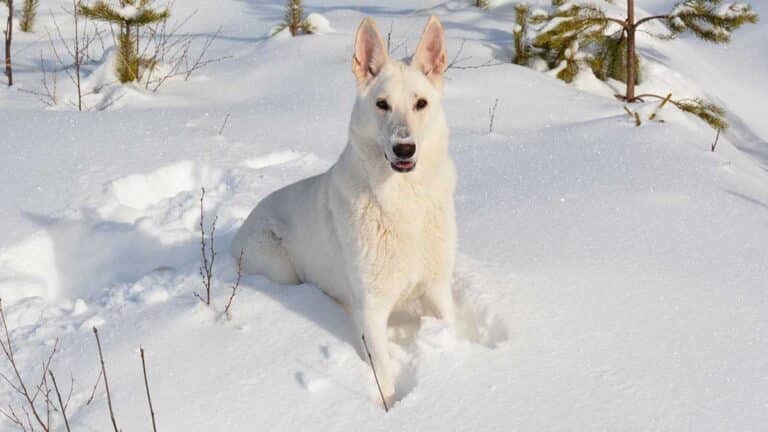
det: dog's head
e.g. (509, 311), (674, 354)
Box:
(349, 16), (448, 174)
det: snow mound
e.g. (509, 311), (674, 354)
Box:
(305, 13), (334, 35)
(107, 160), (217, 210)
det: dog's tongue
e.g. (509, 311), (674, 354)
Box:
(394, 161), (414, 169)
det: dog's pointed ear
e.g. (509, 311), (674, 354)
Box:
(412, 16), (447, 87)
(352, 17), (388, 86)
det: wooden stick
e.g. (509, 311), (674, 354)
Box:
(361, 334), (388, 412)
(48, 371), (72, 432)
(218, 113), (231, 136)
(140, 347), (158, 432)
(0, 298), (52, 431)
(488, 98), (499, 134)
(711, 128), (721, 152)
(85, 369), (103, 405)
(93, 327), (119, 432)
(224, 249), (244, 320)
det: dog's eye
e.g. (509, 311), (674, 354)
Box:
(415, 98), (428, 111)
(376, 99), (390, 111)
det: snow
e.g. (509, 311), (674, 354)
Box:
(116, 5), (140, 20)
(305, 13), (334, 35)
(1, 0), (767, 431)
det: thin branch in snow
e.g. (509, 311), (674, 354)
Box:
(711, 128), (721, 152)
(85, 369), (103, 406)
(0, 298), (58, 432)
(48, 371), (72, 432)
(488, 98), (499, 133)
(224, 249), (244, 320)
(92, 327), (120, 432)
(361, 333), (388, 412)
(446, 39), (469, 70)
(218, 113), (231, 136)
(195, 187), (217, 306)
(140, 347), (158, 432)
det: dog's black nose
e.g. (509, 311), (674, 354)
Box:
(393, 143), (415, 159)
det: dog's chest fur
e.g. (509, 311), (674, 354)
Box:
(349, 176), (454, 302)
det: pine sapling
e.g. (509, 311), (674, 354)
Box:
(79, 0), (169, 82)
(512, 3), (530, 65)
(19, 0), (39, 32)
(273, 0), (314, 36)
(524, 0), (757, 100)
(519, 0), (753, 130)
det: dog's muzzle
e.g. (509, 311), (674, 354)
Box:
(389, 142), (416, 172)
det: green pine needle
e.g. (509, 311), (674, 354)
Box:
(667, 1), (759, 44)
(79, 0), (170, 82)
(20, 0), (40, 33)
(673, 97), (729, 130)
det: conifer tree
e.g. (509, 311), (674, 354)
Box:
(19, 0), (39, 32)
(512, 3), (530, 65)
(79, 0), (169, 83)
(1, 0), (12, 86)
(522, 0), (757, 101)
(273, 0), (313, 37)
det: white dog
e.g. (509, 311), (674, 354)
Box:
(231, 15), (456, 406)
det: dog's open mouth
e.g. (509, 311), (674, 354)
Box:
(391, 160), (416, 173)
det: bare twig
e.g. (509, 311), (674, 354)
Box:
(92, 327), (119, 432)
(41, 376), (51, 431)
(48, 371), (72, 432)
(0, 405), (25, 430)
(15, 52), (59, 106)
(184, 26), (222, 81)
(195, 187), (217, 306)
(140, 347), (158, 432)
(448, 59), (505, 70)
(488, 98), (499, 133)
(446, 39), (468, 70)
(0, 298), (55, 432)
(224, 249), (244, 320)
(30, 340), (59, 403)
(44, 3), (97, 111)
(711, 128), (721, 152)
(62, 371), (75, 411)
(85, 369), (103, 405)
(218, 113), (231, 136)
(361, 334), (388, 412)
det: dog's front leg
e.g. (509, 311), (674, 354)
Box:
(355, 300), (396, 408)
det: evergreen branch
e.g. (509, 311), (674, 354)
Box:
(667, 1), (758, 44)
(636, 14), (669, 27)
(79, 1), (123, 24)
(631, 93), (728, 130)
(20, 0), (40, 32)
(604, 16), (629, 29)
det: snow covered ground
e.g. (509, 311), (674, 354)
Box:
(1, 0), (766, 430)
